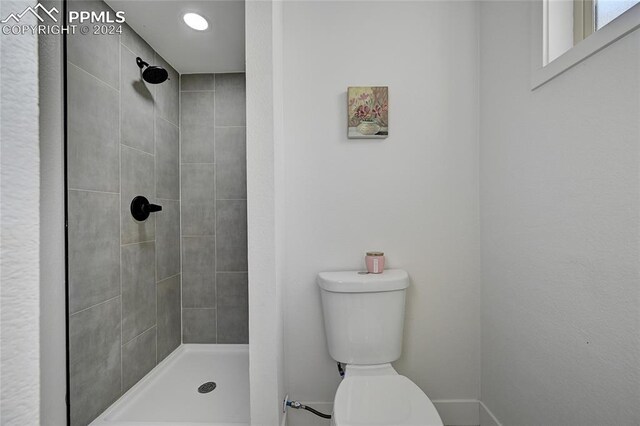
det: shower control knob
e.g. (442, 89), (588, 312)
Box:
(130, 196), (162, 221)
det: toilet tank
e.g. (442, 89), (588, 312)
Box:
(317, 269), (410, 365)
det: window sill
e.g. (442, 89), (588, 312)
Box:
(531, 1), (640, 90)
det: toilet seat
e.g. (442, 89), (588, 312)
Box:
(333, 374), (443, 426)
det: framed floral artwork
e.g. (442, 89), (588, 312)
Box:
(347, 86), (388, 139)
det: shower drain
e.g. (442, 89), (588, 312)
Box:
(198, 382), (217, 394)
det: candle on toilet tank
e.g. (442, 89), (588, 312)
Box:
(365, 251), (385, 274)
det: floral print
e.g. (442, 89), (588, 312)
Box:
(348, 87), (388, 131)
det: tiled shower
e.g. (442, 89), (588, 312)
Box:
(180, 73), (248, 344)
(66, 2), (247, 424)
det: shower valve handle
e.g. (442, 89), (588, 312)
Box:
(130, 196), (162, 221)
(146, 203), (162, 213)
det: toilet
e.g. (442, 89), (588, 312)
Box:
(318, 269), (444, 426)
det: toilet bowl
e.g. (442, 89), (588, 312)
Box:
(317, 270), (443, 426)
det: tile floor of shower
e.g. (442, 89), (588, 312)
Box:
(90, 345), (249, 426)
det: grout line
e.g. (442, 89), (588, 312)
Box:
(118, 36), (124, 395)
(153, 58), (159, 366)
(180, 89), (215, 93)
(67, 60), (120, 93)
(216, 271), (249, 274)
(121, 239), (155, 247)
(154, 326), (158, 365)
(68, 188), (119, 196)
(479, 401), (504, 426)
(156, 197), (180, 202)
(182, 307), (216, 310)
(213, 125), (246, 128)
(121, 143), (154, 157)
(68, 294), (120, 317)
(180, 162), (215, 165)
(179, 70), (184, 346)
(157, 272), (181, 284)
(156, 114), (179, 129)
(213, 72), (218, 344)
(120, 41), (148, 61)
(216, 198), (248, 201)
(120, 36), (137, 57)
(121, 324), (157, 347)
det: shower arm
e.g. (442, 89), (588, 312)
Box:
(136, 57), (149, 69)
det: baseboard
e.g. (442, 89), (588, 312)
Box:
(283, 399), (502, 426)
(479, 401), (502, 426)
(432, 399), (480, 426)
(285, 400), (482, 426)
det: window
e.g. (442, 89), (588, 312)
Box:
(573, 0), (594, 45)
(532, 0), (640, 88)
(548, 0), (640, 64)
(596, 0), (640, 29)
(574, 0), (640, 46)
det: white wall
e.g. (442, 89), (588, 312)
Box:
(246, 1), (286, 424)
(479, 2), (640, 425)
(0, 0), (41, 423)
(282, 0), (481, 418)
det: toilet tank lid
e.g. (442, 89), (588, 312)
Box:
(317, 269), (410, 293)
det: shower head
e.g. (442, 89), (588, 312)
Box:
(142, 65), (169, 84)
(136, 57), (169, 84)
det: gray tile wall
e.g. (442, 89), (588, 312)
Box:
(180, 73), (248, 344)
(67, 2), (181, 424)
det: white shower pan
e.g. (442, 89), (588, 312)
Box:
(91, 344), (249, 426)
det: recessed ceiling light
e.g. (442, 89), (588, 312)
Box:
(183, 13), (208, 31)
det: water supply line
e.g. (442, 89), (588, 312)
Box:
(282, 363), (342, 419)
(285, 400), (332, 419)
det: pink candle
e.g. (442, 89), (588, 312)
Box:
(365, 251), (385, 274)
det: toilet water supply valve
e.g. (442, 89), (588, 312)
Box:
(285, 400), (332, 420)
(283, 363), (345, 420)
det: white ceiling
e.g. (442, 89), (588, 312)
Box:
(105, 0), (245, 74)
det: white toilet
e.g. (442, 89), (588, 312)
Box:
(318, 269), (444, 426)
